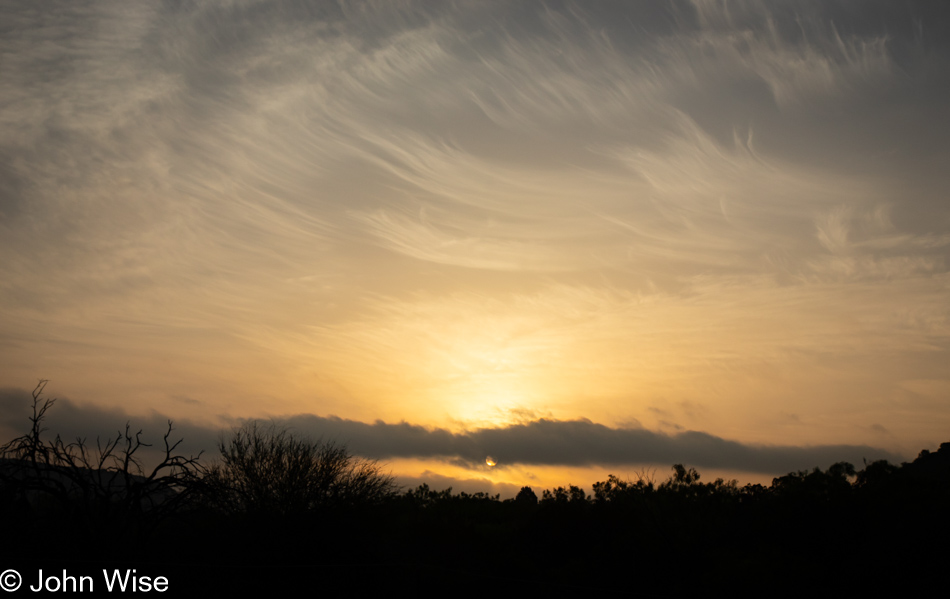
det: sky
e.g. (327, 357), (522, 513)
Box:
(2, 0), (949, 495)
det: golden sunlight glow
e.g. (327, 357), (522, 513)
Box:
(2, 0), (947, 499)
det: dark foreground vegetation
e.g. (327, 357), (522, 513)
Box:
(2, 383), (947, 595)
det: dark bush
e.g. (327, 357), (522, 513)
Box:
(203, 421), (397, 515)
(0, 381), (203, 536)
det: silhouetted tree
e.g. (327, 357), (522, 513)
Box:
(541, 484), (587, 506)
(204, 421), (397, 515)
(771, 461), (855, 502)
(515, 486), (538, 506)
(668, 463), (701, 487)
(855, 459), (898, 488)
(0, 380), (203, 534)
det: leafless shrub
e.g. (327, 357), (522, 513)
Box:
(0, 380), (204, 531)
(203, 421), (397, 515)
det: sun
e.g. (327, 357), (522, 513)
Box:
(485, 456), (496, 467)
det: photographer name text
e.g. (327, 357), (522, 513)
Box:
(3, 569), (168, 593)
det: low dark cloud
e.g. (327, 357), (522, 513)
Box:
(0, 386), (904, 477)
(279, 414), (903, 474)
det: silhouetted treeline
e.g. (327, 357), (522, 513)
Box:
(2, 384), (948, 594)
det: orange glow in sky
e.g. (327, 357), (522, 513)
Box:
(2, 1), (949, 494)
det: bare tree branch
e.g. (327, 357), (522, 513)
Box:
(0, 381), (205, 535)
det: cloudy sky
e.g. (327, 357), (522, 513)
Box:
(2, 0), (948, 493)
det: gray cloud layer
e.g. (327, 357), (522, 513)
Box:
(277, 413), (903, 474)
(0, 387), (902, 476)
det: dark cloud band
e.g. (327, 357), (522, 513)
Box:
(0, 387), (901, 476)
(278, 413), (901, 474)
